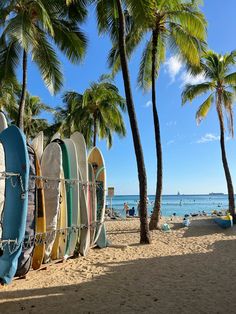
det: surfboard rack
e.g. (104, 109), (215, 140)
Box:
(0, 221), (105, 251)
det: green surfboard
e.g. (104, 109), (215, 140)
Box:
(58, 141), (73, 258)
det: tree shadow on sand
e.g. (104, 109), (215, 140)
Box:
(1, 238), (236, 313)
(181, 218), (236, 238)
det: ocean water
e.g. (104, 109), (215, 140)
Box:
(106, 194), (229, 217)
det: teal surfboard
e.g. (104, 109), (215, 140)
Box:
(0, 126), (29, 285)
(88, 163), (97, 245)
(88, 147), (107, 247)
(64, 139), (80, 256)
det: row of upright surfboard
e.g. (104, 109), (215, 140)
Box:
(0, 114), (106, 285)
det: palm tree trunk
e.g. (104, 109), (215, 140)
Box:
(93, 112), (97, 147)
(217, 101), (235, 221)
(149, 29), (163, 230)
(17, 49), (27, 130)
(116, 0), (150, 244)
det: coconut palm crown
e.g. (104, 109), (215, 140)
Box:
(0, 0), (88, 130)
(55, 75), (126, 148)
(8, 92), (52, 139)
(182, 50), (236, 219)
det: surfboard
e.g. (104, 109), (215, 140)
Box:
(0, 126), (29, 285)
(0, 111), (8, 133)
(51, 132), (61, 142)
(31, 131), (44, 162)
(41, 142), (62, 263)
(31, 154), (46, 270)
(64, 139), (80, 256)
(70, 132), (88, 194)
(58, 168), (68, 259)
(88, 164), (96, 246)
(70, 132), (89, 256)
(15, 146), (36, 277)
(58, 141), (73, 258)
(88, 147), (106, 246)
(51, 166), (67, 260)
(0, 143), (5, 255)
(78, 169), (89, 256)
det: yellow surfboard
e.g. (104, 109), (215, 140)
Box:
(32, 155), (46, 270)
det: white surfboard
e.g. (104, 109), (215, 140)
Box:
(0, 143), (5, 247)
(0, 111), (8, 133)
(64, 139), (80, 256)
(70, 132), (88, 190)
(71, 132), (90, 255)
(31, 131), (44, 162)
(88, 147), (106, 245)
(51, 132), (61, 142)
(41, 142), (62, 263)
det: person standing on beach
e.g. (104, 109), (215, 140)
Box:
(123, 203), (129, 217)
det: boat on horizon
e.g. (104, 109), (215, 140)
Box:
(209, 192), (224, 196)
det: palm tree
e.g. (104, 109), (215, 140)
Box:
(140, 0), (206, 230)
(55, 76), (127, 148)
(0, 0), (87, 130)
(91, 0), (151, 243)
(53, 92), (83, 139)
(109, 0), (207, 229)
(182, 50), (236, 220)
(8, 91), (52, 139)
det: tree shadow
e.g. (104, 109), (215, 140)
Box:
(182, 218), (236, 238)
(1, 238), (236, 313)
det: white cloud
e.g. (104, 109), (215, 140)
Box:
(166, 121), (177, 127)
(164, 55), (183, 82)
(167, 140), (175, 145)
(181, 72), (206, 86)
(197, 133), (220, 143)
(144, 100), (152, 108)
(197, 133), (232, 144)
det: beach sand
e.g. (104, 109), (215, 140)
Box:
(1, 216), (236, 313)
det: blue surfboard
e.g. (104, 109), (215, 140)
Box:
(0, 126), (29, 284)
(15, 146), (36, 277)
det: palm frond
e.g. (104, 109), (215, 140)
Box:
(222, 90), (235, 137)
(182, 82), (212, 104)
(196, 93), (214, 124)
(169, 9), (206, 41)
(52, 20), (87, 63)
(169, 22), (203, 67)
(3, 13), (38, 51)
(0, 36), (21, 82)
(137, 38), (152, 90)
(224, 72), (236, 86)
(223, 50), (236, 68)
(32, 32), (63, 94)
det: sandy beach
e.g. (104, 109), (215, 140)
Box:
(1, 216), (236, 313)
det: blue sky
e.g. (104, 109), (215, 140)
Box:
(25, 0), (236, 195)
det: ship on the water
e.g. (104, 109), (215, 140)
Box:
(209, 192), (224, 196)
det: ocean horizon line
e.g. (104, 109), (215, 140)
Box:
(108, 193), (229, 197)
